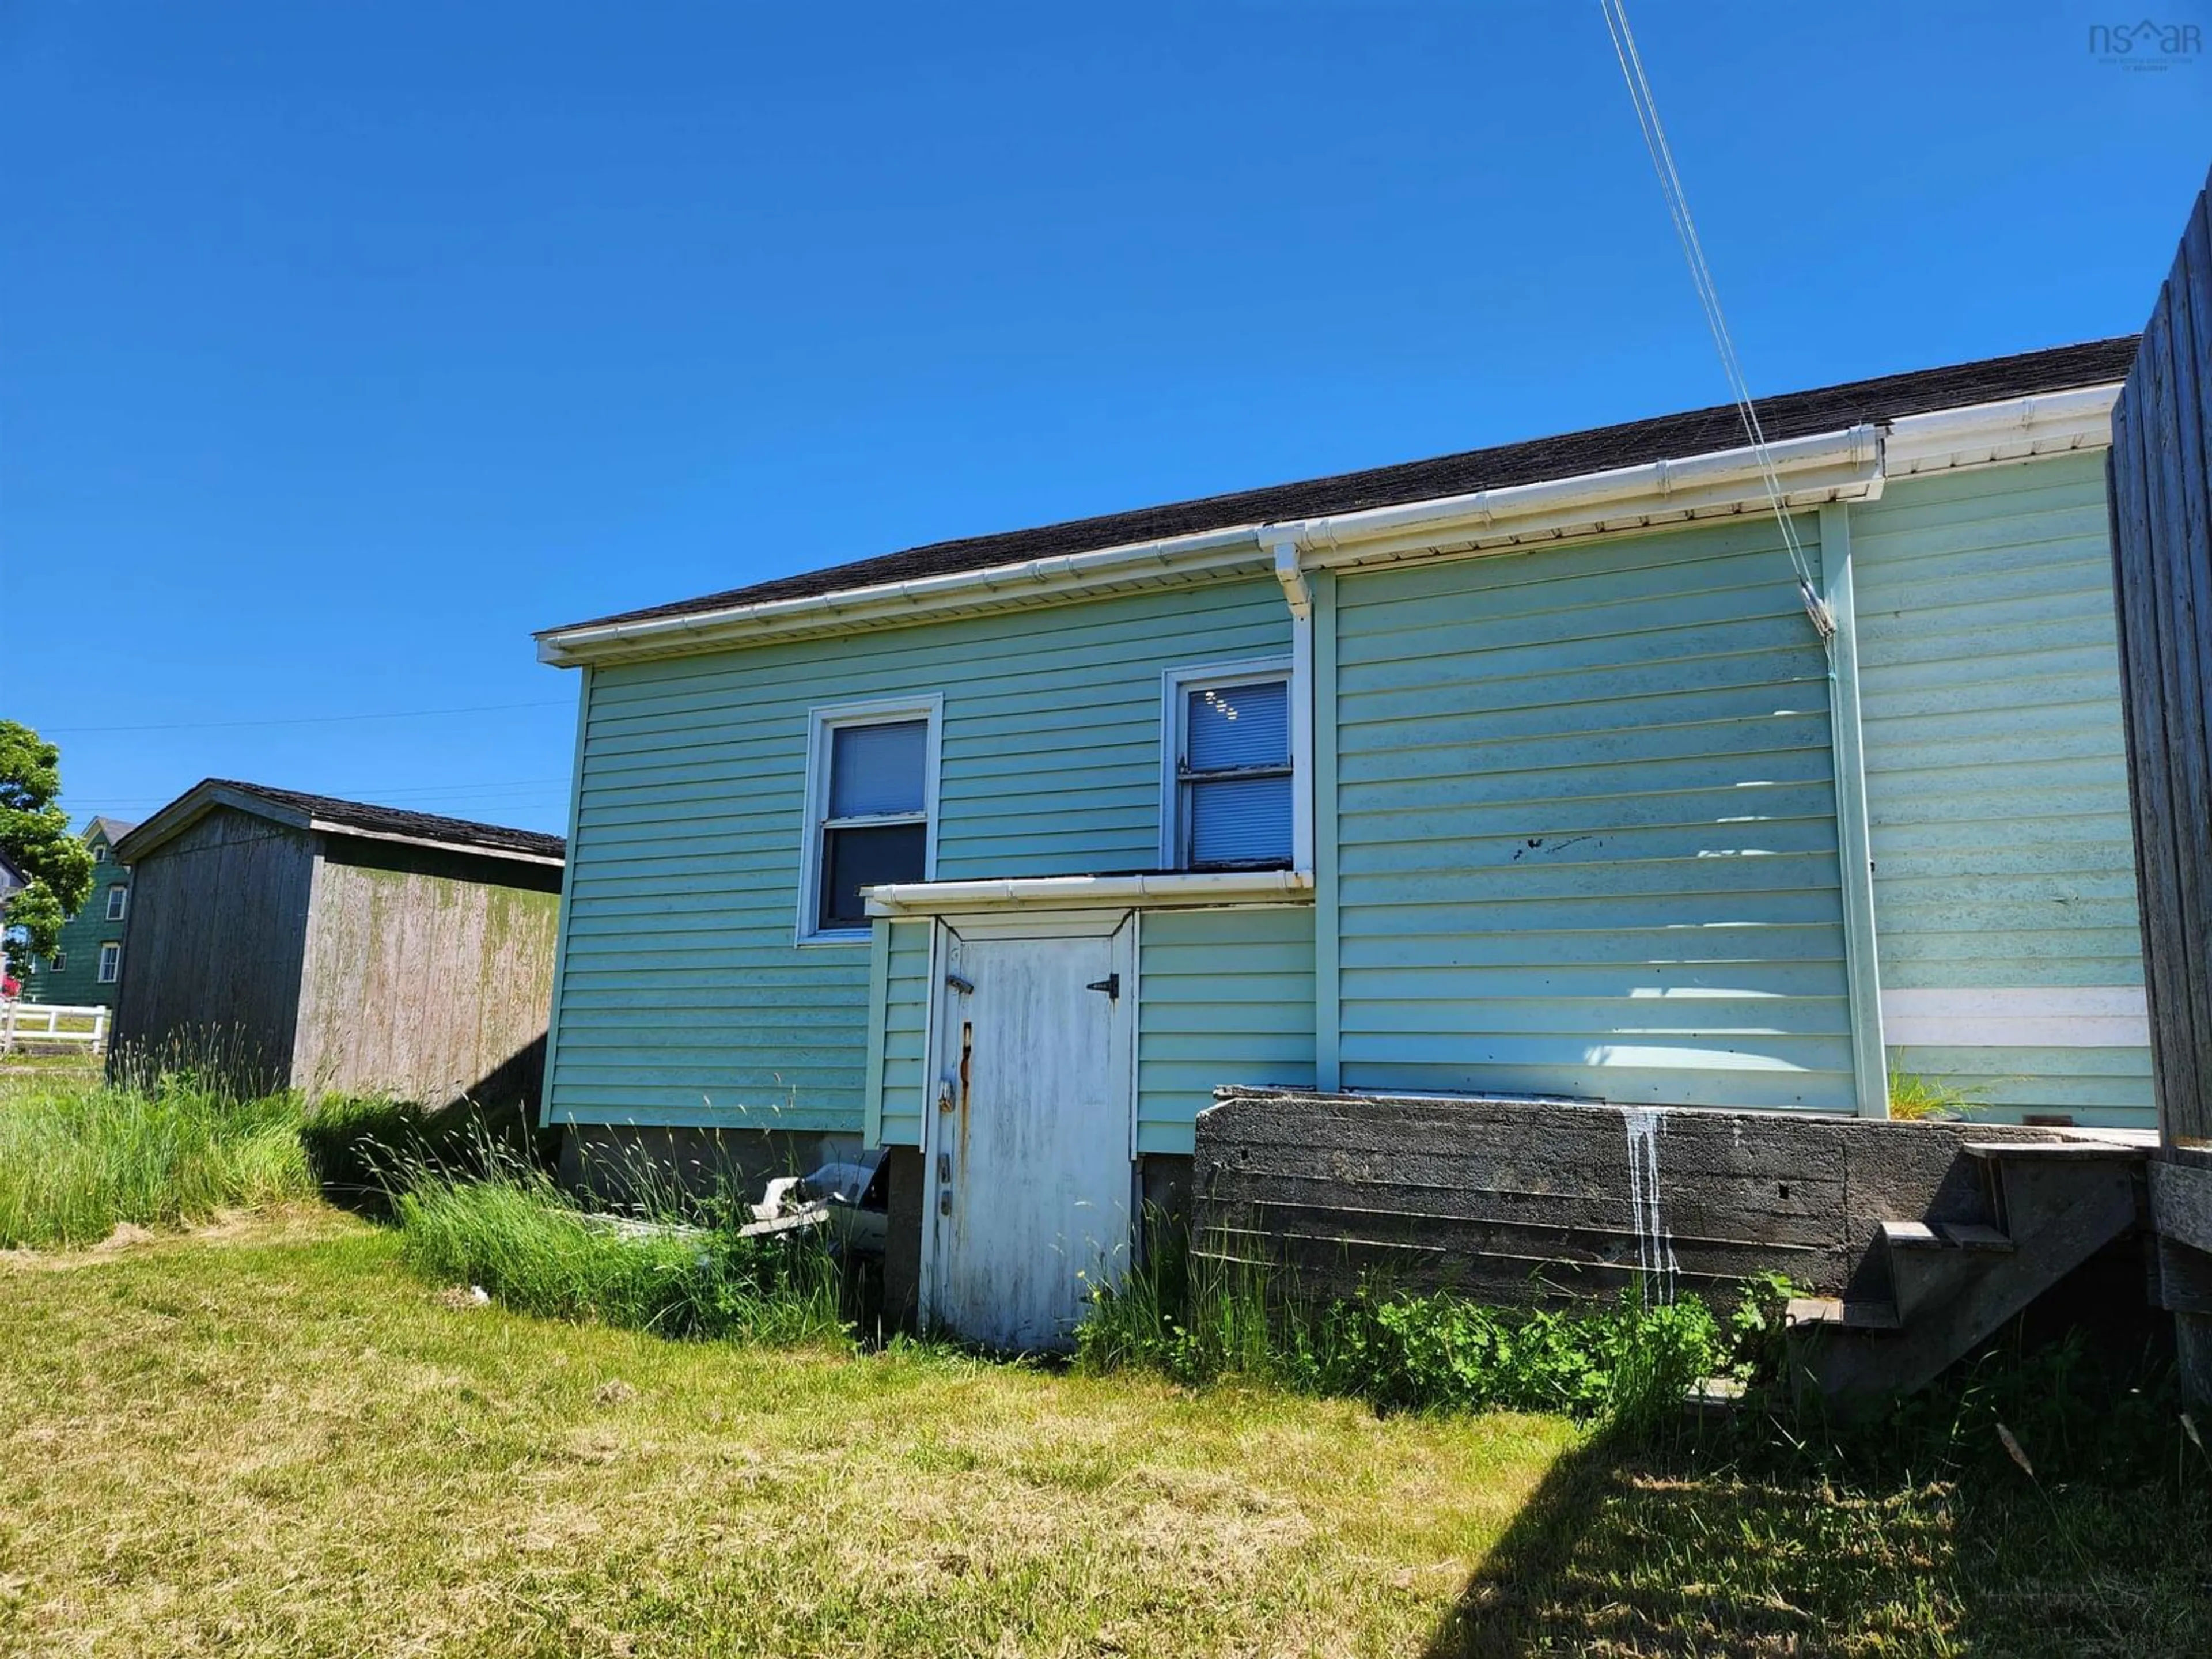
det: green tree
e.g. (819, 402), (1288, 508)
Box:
(1, 721), (96, 970)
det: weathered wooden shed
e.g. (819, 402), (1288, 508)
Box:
(109, 781), (565, 1105)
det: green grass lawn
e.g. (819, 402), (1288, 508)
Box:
(3, 1215), (2208, 1658)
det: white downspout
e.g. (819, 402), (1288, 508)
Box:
(1270, 539), (1316, 873)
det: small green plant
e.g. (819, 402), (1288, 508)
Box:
(1886, 1060), (1986, 1122)
(1721, 1268), (1800, 1385)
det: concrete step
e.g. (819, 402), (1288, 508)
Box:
(1880, 1218), (2015, 1321)
(1880, 1220), (1942, 1249)
(1963, 1141), (2147, 1162)
(1794, 1156), (2142, 1411)
(1880, 1219), (2014, 1253)
(1938, 1222), (2014, 1252)
(1786, 1296), (1901, 1332)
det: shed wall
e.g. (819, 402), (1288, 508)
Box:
(107, 807), (316, 1091)
(1853, 455), (2154, 1127)
(550, 579), (1291, 1134)
(1330, 515), (1855, 1110)
(293, 840), (561, 1107)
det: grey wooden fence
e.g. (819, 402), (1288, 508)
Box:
(2108, 163), (2212, 1400)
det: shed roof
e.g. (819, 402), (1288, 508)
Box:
(547, 335), (2138, 636)
(115, 780), (565, 869)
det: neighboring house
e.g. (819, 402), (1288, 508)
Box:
(111, 781), (564, 1104)
(532, 336), (2149, 1346)
(22, 815), (139, 1006)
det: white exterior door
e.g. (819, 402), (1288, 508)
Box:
(922, 914), (1137, 1351)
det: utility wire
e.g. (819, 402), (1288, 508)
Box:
(87, 777), (572, 808)
(45, 699), (570, 735)
(1596, 0), (1835, 640)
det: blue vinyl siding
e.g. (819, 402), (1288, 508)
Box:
(1851, 455), (2154, 1127)
(875, 918), (933, 1146)
(1330, 516), (1857, 1111)
(1137, 906), (1316, 1154)
(548, 579), (1290, 1131)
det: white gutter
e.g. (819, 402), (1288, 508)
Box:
(1883, 382), (2119, 475)
(1275, 425), (1885, 569)
(537, 425), (1884, 666)
(863, 869), (1314, 916)
(538, 524), (1275, 666)
(537, 388), (2116, 669)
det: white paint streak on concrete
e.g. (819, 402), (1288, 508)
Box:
(1622, 1106), (1680, 1304)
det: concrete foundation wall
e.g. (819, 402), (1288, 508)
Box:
(1195, 1088), (2089, 1305)
(883, 1145), (923, 1330)
(557, 1123), (863, 1205)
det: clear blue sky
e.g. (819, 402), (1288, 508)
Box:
(4, 2), (2205, 835)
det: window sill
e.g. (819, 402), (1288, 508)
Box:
(796, 929), (873, 948)
(862, 869), (1313, 918)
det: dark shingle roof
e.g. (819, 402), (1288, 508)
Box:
(548, 336), (2138, 635)
(130, 780), (565, 863)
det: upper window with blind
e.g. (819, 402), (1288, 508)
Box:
(1164, 665), (1294, 871)
(800, 698), (941, 942)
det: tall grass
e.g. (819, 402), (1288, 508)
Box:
(0, 1071), (316, 1248)
(1076, 1218), (1728, 1427)
(393, 1144), (850, 1346)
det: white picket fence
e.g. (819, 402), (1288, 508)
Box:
(0, 1001), (111, 1055)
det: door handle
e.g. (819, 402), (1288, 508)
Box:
(1085, 974), (1121, 999)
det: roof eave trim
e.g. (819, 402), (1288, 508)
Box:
(1883, 382), (2120, 475)
(863, 869), (1315, 916)
(537, 523), (1277, 666)
(306, 819), (566, 868)
(540, 381), (2121, 668)
(112, 783), (315, 864)
(538, 425), (1883, 666)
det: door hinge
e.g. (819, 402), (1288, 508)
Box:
(1085, 973), (1121, 999)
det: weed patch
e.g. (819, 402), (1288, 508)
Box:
(1076, 1221), (1730, 1426)
(0, 1070), (315, 1248)
(393, 1148), (849, 1346)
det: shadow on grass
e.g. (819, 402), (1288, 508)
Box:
(1422, 1419), (1967, 1656)
(300, 1093), (553, 1218)
(1425, 1371), (2212, 1658)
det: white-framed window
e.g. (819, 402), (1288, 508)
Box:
(797, 695), (942, 944)
(1160, 660), (1295, 871)
(97, 942), (120, 984)
(50, 951), (65, 973)
(105, 884), (128, 921)
(91, 843), (107, 865)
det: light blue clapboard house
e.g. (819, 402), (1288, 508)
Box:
(536, 337), (2149, 1346)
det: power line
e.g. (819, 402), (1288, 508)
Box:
(83, 777), (574, 808)
(1597, 0), (1835, 641)
(44, 699), (570, 735)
